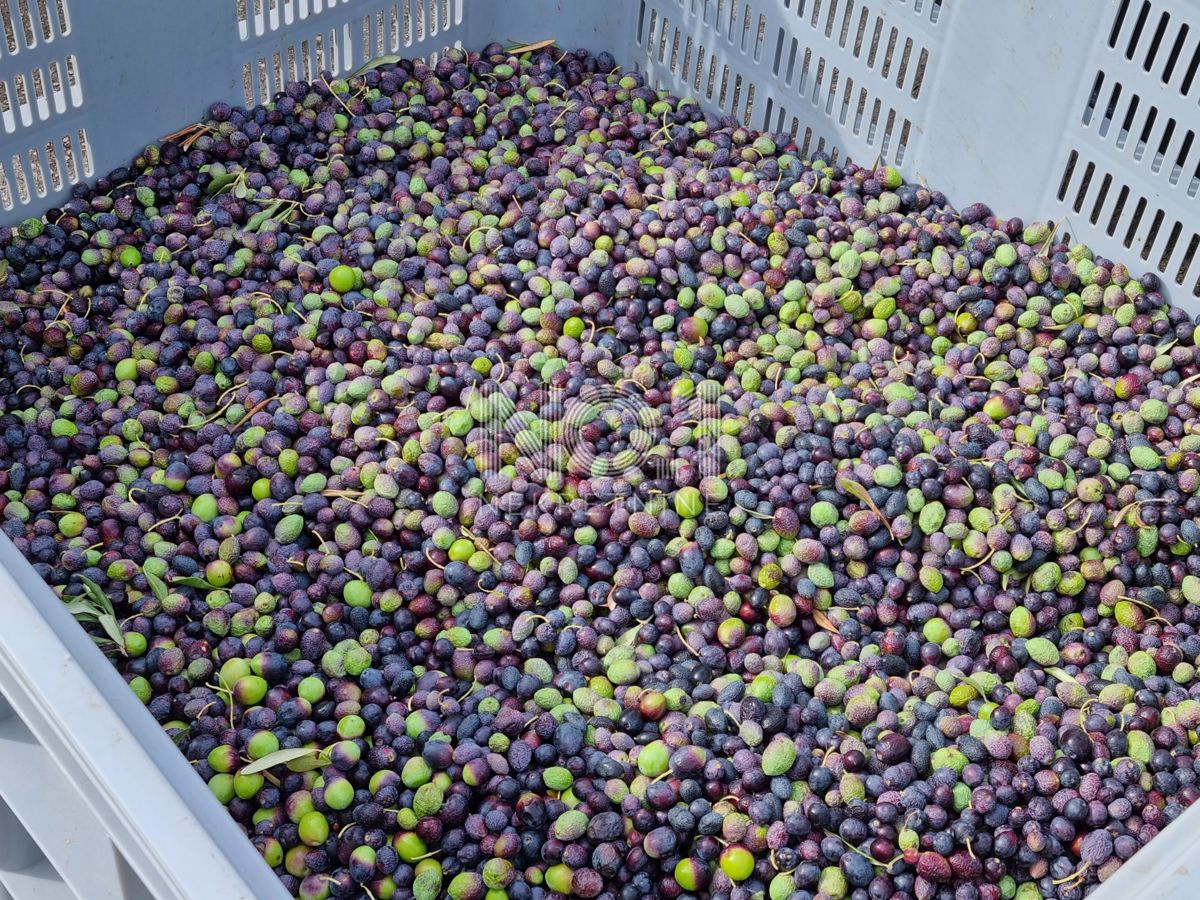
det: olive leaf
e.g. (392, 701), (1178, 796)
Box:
(63, 597), (99, 617)
(812, 609), (839, 634)
(246, 201), (285, 233)
(286, 754), (331, 773)
(507, 39), (557, 54)
(71, 576), (127, 656)
(143, 567), (169, 602)
(164, 722), (191, 747)
(836, 476), (897, 540)
(240, 747), (327, 775)
(203, 167), (243, 196)
(1045, 667), (1080, 686)
(353, 54), (403, 76)
(950, 670), (991, 698)
(173, 575), (217, 590)
(616, 624), (643, 647)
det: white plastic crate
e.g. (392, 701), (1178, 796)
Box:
(0, 0), (1199, 897)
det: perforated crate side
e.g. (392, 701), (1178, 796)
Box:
(2, 5), (1200, 898)
(612, 0), (1199, 307)
(630, 0), (939, 169)
(0, 0), (465, 216)
(1048, 0), (1200, 304)
(0, 539), (288, 900)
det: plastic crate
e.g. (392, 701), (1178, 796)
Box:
(0, 0), (1199, 897)
(0, 535), (292, 900)
(1, 0), (1198, 301)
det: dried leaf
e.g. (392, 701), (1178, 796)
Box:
(837, 476), (896, 541)
(143, 568), (169, 602)
(240, 747), (326, 775)
(812, 609), (839, 634)
(353, 54), (403, 76)
(507, 39), (557, 54)
(837, 476), (874, 508)
(161, 123), (207, 144)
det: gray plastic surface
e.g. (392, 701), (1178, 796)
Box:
(1, 0), (1200, 897)
(2, 0), (1197, 302)
(0, 538), (290, 900)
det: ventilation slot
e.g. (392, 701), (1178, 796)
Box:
(0, 158), (11, 209)
(776, 1), (933, 97)
(1057, 150), (1200, 297)
(0, 127), (93, 208)
(243, 25), (356, 105)
(1106, 184), (1130, 236)
(1123, 0), (1153, 60)
(1057, 149), (1080, 201)
(0, 2), (16, 54)
(363, 7), (402, 59)
(237, 0), (346, 41)
(2, 0), (65, 50)
(8, 150), (28, 205)
(1082, 70), (1104, 127)
(762, 84), (912, 165)
(0, 57), (76, 133)
(1108, 0), (1133, 47)
(1141, 9), (1168, 70)
(1106, 0), (1200, 93)
(1080, 69), (1199, 192)
(1177, 234), (1200, 287)
(1089, 172), (1114, 224)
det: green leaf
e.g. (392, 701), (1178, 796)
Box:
(78, 575), (117, 619)
(353, 54), (403, 76)
(240, 747), (326, 775)
(173, 575), (216, 590)
(143, 568), (169, 602)
(286, 755), (330, 773)
(63, 598), (99, 618)
(950, 671), (991, 698)
(96, 613), (127, 656)
(165, 723), (191, 747)
(204, 168), (242, 196)
(616, 624), (642, 647)
(77, 573), (104, 595)
(1045, 667), (1080, 686)
(245, 201), (283, 233)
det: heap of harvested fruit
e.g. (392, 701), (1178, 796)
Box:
(3, 40), (1200, 900)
